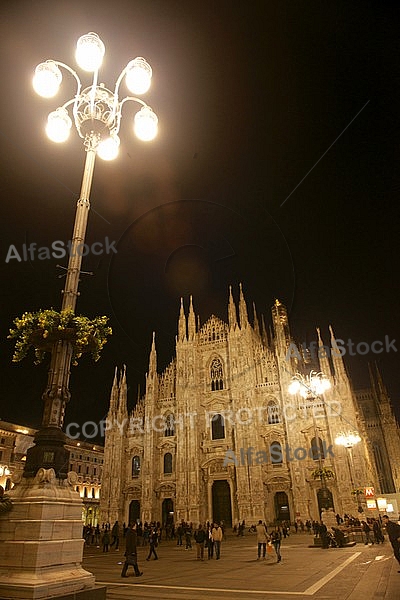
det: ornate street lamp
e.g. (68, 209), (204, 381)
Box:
(335, 431), (362, 512)
(288, 371), (333, 512)
(25, 33), (158, 478)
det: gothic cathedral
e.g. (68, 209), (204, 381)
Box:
(100, 286), (400, 527)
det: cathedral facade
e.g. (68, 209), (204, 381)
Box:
(100, 286), (400, 527)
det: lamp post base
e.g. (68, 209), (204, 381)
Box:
(0, 469), (102, 599)
(23, 427), (70, 480)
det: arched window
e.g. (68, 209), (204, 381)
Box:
(164, 452), (173, 474)
(92, 487), (95, 498)
(165, 413), (174, 437)
(210, 358), (224, 391)
(267, 400), (280, 424)
(310, 437), (325, 460)
(211, 413), (225, 440)
(132, 455), (141, 477)
(84, 487), (87, 497)
(270, 440), (283, 464)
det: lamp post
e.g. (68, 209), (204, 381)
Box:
(335, 431), (362, 512)
(288, 370), (332, 513)
(25, 33), (158, 478)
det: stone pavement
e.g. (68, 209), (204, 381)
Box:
(83, 532), (400, 599)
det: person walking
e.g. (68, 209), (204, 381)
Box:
(121, 522), (143, 577)
(372, 518), (385, 544)
(194, 524), (206, 560)
(361, 520), (373, 545)
(146, 527), (159, 561)
(206, 524), (214, 559)
(382, 515), (400, 570)
(255, 520), (268, 560)
(110, 520), (120, 550)
(270, 526), (282, 562)
(102, 528), (110, 553)
(212, 522), (223, 560)
(185, 522), (193, 550)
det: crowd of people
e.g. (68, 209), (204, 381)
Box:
(82, 512), (400, 577)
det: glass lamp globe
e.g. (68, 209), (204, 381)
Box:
(288, 379), (301, 395)
(125, 57), (152, 94)
(76, 32), (105, 72)
(97, 135), (120, 160)
(33, 62), (62, 98)
(45, 108), (72, 143)
(134, 106), (158, 141)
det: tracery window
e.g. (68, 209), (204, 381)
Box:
(310, 437), (325, 461)
(164, 413), (174, 436)
(210, 357), (224, 391)
(132, 455), (141, 477)
(270, 440), (283, 464)
(267, 400), (280, 424)
(211, 413), (225, 440)
(164, 452), (173, 474)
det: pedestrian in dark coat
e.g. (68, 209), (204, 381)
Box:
(382, 515), (400, 569)
(146, 528), (159, 560)
(121, 523), (143, 577)
(102, 529), (110, 552)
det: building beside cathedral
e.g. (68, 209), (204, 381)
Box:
(100, 286), (400, 527)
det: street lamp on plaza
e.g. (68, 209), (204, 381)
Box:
(335, 431), (362, 512)
(288, 371), (333, 512)
(25, 32), (158, 478)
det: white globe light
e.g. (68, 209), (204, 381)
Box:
(76, 32), (105, 72)
(125, 57), (152, 94)
(45, 108), (72, 143)
(33, 62), (62, 98)
(288, 379), (301, 395)
(97, 135), (120, 160)
(134, 106), (158, 141)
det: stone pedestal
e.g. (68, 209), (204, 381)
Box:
(0, 468), (104, 599)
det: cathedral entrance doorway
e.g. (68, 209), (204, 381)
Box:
(162, 498), (174, 526)
(274, 491), (291, 522)
(129, 500), (140, 524)
(317, 487), (334, 515)
(212, 480), (232, 526)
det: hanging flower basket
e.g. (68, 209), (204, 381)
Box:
(311, 467), (335, 480)
(8, 308), (112, 366)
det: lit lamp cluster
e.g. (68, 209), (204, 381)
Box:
(288, 370), (331, 398)
(335, 432), (361, 449)
(23, 33), (159, 479)
(32, 32), (158, 158)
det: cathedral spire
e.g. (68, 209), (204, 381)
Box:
(178, 297), (187, 342)
(261, 314), (269, 346)
(374, 363), (388, 397)
(316, 327), (331, 377)
(109, 366), (119, 415)
(228, 285), (238, 330)
(188, 295), (196, 340)
(253, 302), (260, 336)
(148, 331), (157, 375)
(271, 299), (290, 353)
(329, 325), (347, 381)
(117, 365), (128, 419)
(238, 283), (249, 329)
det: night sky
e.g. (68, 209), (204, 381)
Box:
(0, 1), (399, 438)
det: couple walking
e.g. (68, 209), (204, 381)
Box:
(256, 520), (282, 562)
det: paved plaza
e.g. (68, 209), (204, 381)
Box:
(83, 531), (399, 599)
